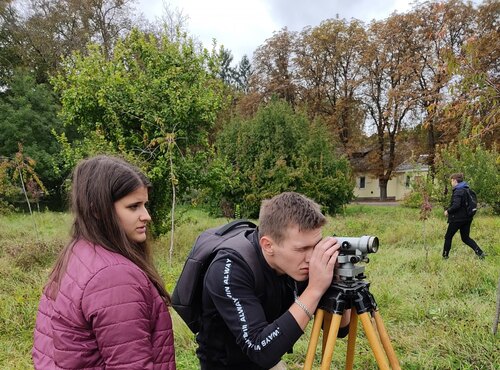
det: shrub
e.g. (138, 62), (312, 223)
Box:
(400, 190), (422, 208)
(212, 100), (354, 217)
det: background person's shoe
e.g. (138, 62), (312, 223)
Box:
(476, 252), (486, 259)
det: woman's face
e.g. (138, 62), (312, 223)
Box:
(114, 186), (151, 243)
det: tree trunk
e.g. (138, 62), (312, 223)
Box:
(379, 178), (388, 200)
(427, 120), (437, 177)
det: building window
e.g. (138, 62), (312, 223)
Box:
(359, 176), (366, 189)
(406, 175), (411, 188)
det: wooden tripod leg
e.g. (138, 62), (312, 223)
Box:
(358, 312), (390, 370)
(320, 313), (343, 370)
(345, 309), (359, 370)
(321, 312), (332, 354)
(304, 309), (325, 369)
(373, 311), (401, 370)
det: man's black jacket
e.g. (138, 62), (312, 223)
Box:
(196, 229), (347, 370)
(447, 183), (473, 223)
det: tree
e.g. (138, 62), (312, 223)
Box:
(251, 27), (297, 105)
(407, 0), (477, 171)
(217, 46), (237, 86)
(431, 0), (500, 214)
(0, 143), (47, 218)
(218, 53), (253, 93)
(154, 2), (189, 41)
(215, 99), (353, 217)
(52, 28), (227, 234)
(235, 54), (252, 93)
(0, 69), (63, 205)
(360, 14), (420, 200)
(294, 18), (367, 156)
(0, 2), (23, 86)
(0, 0), (136, 83)
(441, 0), (499, 147)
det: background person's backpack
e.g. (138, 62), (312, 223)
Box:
(171, 219), (263, 333)
(464, 188), (478, 217)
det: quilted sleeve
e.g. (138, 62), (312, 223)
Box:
(81, 264), (155, 369)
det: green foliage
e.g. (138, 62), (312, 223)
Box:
(444, 23), (499, 148)
(52, 130), (120, 178)
(434, 138), (500, 214)
(0, 145), (47, 213)
(51, 29), (228, 234)
(0, 199), (16, 215)
(178, 147), (240, 217)
(214, 100), (354, 217)
(0, 160), (19, 202)
(400, 190), (423, 209)
(400, 174), (435, 219)
(0, 69), (63, 203)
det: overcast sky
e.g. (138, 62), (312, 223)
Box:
(135, 0), (416, 62)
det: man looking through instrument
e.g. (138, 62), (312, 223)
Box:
(196, 192), (350, 369)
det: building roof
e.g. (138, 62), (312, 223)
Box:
(394, 155), (429, 173)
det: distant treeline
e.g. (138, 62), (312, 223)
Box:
(0, 0), (498, 232)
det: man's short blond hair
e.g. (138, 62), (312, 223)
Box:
(258, 192), (327, 244)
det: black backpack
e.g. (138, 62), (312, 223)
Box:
(171, 219), (264, 333)
(464, 188), (478, 217)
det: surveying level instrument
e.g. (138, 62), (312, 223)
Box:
(303, 236), (400, 370)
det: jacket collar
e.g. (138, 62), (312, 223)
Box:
(454, 181), (469, 190)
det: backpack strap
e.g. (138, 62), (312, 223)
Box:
(213, 220), (265, 295)
(216, 219), (257, 236)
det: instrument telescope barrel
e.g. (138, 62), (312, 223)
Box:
(336, 236), (379, 254)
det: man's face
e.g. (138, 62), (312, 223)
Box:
(266, 225), (323, 281)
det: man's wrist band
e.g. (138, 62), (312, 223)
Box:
(294, 297), (313, 320)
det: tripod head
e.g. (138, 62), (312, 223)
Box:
(317, 235), (380, 314)
(319, 280), (377, 315)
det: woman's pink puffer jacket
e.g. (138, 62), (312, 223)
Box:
(32, 239), (176, 369)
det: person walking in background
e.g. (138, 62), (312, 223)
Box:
(32, 155), (176, 369)
(442, 173), (485, 260)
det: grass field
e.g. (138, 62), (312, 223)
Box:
(0, 204), (499, 369)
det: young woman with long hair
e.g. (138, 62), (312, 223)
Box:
(32, 155), (176, 369)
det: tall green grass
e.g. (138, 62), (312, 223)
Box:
(0, 206), (498, 369)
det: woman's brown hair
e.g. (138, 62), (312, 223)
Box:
(45, 155), (170, 304)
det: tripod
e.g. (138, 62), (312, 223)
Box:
(303, 280), (400, 370)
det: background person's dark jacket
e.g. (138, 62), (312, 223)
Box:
(447, 181), (472, 223)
